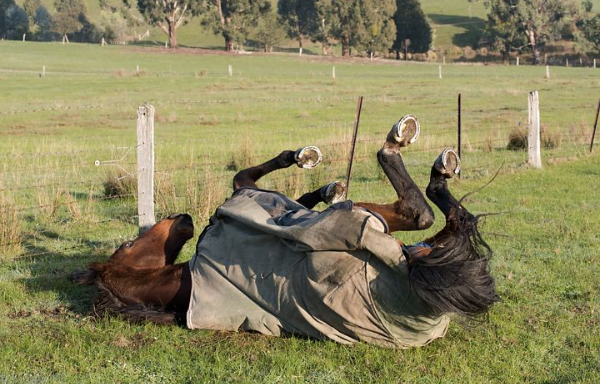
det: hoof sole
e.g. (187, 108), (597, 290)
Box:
(295, 146), (323, 169)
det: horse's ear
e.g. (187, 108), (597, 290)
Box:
(69, 262), (107, 285)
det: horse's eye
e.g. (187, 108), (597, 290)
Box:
(122, 241), (134, 249)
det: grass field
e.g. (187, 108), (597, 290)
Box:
(0, 41), (599, 383)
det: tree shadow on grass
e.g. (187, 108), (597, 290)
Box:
(11, 231), (115, 317)
(428, 14), (486, 48)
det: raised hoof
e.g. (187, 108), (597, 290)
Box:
(434, 148), (461, 178)
(295, 146), (323, 169)
(320, 181), (346, 204)
(388, 115), (420, 147)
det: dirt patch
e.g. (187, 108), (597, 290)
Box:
(113, 333), (157, 350)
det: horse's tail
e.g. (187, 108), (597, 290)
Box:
(407, 213), (500, 318)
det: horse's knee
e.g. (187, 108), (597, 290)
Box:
(232, 170), (252, 190)
(417, 210), (434, 230)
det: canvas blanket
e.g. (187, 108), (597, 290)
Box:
(186, 188), (449, 348)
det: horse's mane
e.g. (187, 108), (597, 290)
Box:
(407, 210), (500, 318)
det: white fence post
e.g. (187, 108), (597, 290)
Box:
(528, 91), (542, 169)
(137, 104), (156, 233)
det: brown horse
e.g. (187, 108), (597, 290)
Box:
(73, 116), (498, 347)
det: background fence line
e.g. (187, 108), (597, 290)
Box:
(1, 88), (598, 259)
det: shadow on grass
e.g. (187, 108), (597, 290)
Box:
(11, 228), (116, 316)
(428, 14), (486, 48)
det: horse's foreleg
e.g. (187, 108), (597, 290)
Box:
(356, 117), (434, 232)
(233, 150), (296, 190)
(233, 147), (322, 191)
(296, 181), (345, 209)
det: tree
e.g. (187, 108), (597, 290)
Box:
(579, 14), (600, 53)
(23, 0), (40, 31)
(132, 0), (203, 48)
(575, 2), (600, 54)
(52, 0), (86, 43)
(1, 0), (16, 37)
(392, 0), (431, 60)
(252, 11), (286, 52)
(480, 0), (527, 62)
(481, 0), (578, 64)
(277, 0), (318, 49)
(4, 3), (29, 39)
(202, 0), (271, 51)
(34, 5), (54, 41)
(315, 0), (397, 57)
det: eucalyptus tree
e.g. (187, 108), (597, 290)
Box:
(202, 0), (271, 51)
(479, 0), (578, 64)
(392, 0), (431, 59)
(52, 0), (86, 43)
(277, 0), (318, 49)
(131, 0), (204, 48)
(316, 0), (396, 57)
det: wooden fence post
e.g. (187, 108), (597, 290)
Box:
(137, 104), (155, 233)
(528, 91), (542, 168)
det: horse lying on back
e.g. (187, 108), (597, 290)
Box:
(73, 115), (499, 348)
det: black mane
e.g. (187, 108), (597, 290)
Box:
(407, 211), (500, 317)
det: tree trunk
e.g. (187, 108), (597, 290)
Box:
(168, 20), (178, 49)
(341, 41), (350, 57)
(530, 45), (541, 65)
(224, 34), (233, 51)
(526, 30), (540, 65)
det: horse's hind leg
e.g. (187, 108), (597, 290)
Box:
(233, 147), (322, 191)
(425, 148), (474, 232)
(355, 116), (434, 232)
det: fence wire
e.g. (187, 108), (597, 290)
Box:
(1, 91), (598, 260)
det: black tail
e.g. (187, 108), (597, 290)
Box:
(407, 212), (499, 317)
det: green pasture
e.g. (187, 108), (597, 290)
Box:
(0, 41), (599, 382)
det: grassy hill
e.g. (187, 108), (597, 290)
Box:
(15, 0), (600, 57)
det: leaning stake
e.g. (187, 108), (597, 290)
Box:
(591, 99), (600, 153)
(345, 96), (363, 198)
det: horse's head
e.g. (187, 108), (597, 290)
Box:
(107, 213), (194, 269)
(71, 213), (194, 286)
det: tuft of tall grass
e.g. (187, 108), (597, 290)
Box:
(103, 171), (137, 198)
(226, 137), (256, 172)
(507, 127), (562, 150)
(0, 195), (22, 255)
